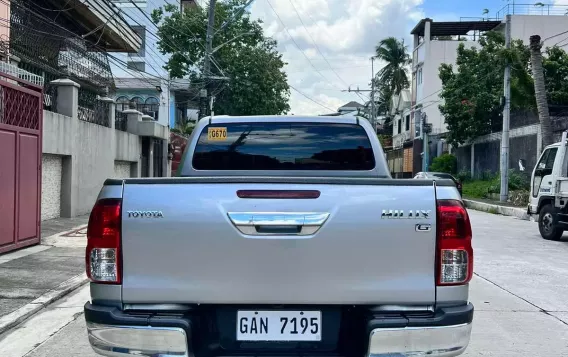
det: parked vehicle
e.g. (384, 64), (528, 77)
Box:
(84, 116), (474, 357)
(414, 171), (463, 196)
(528, 131), (568, 240)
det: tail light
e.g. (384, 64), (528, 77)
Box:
(436, 199), (473, 285)
(86, 199), (122, 284)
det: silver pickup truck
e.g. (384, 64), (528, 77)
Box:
(84, 116), (474, 357)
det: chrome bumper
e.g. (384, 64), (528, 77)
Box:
(367, 322), (472, 357)
(86, 322), (190, 357)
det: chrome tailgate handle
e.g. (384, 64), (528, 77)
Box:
(227, 212), (330, 236)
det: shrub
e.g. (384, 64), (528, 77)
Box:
(457, 170), (471, 182)
(429, 154), (457, 174)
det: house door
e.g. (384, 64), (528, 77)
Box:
(0, 73), (43, 254)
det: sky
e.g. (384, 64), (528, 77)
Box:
(246, 0), (564, 115)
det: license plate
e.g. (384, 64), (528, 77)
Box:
(236, 310), (322, 341)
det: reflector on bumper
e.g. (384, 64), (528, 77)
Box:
(87, 322), (189, 357)
(367, 322), (472, 357)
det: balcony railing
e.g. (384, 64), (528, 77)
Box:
(496, 3), (568, 19)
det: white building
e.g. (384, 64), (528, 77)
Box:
(391, 89), (412, 148)
(411, 12), (568, 139)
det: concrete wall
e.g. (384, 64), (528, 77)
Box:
(509, 15), (568, 46)
(114, 161), (132, 178)
(454, 113), (568, 178)
(42, 110), (142, 218)
(41, 154), (62, 221)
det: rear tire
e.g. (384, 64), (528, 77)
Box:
(539, 204), (564, 241)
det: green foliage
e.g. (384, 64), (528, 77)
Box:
(429, 154), (457, 174)
(151, 0), (290, 116)
(375, 37), (411, 94)
(171, 123), (196, 137)
(377, 134), (391, 147)
(456, 170), (472, 183)
(438, 31), (535, 147)
(462, 179), (494, 199)
(543, 46), (568, 105)
(462, 170), (530, 200)
(373, 37), (411, 115)
(439, 31), (568, 147)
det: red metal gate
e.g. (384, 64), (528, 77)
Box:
(0, 72), (42, 254)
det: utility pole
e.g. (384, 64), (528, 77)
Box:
(371, 57), (376, 132)
(421, 112), (430, 172)
(342, 86), (375, 124)
(199, 0), (217, 119)
(500, 14), (511, 202)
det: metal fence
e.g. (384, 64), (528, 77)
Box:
(496, 3), (568, 19)
(115, 110), (127, 131)
(78, 89), (110, 127)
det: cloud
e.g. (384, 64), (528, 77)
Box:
(249, 0), (424, 115)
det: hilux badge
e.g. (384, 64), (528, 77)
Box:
(127, 210), (164, 218)
(381, 210), (431, 219)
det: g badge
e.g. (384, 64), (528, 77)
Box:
(415, 224), (431, 232)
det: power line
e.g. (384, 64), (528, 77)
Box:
(265, 0), (346, 93)
(286, 0), (367, 103)
(288, 84), (336, 112)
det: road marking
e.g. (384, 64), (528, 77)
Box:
(0, 285), (90, 357)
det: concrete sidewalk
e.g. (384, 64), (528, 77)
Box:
(464, 198), (531, 220)
(0, 216), (89, 335)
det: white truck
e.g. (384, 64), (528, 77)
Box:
(529, 131), (568, 240)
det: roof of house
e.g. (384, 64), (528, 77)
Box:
(411, 18), (502, 37)
(339, 101), (364, 110)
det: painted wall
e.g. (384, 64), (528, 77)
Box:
(42, 110), (142, 218)
(419, 40), (478, 135)
(509, 15), (568, 46)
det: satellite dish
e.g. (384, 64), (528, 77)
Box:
(519, 159), (526, 172)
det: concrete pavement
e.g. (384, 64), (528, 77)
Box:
(1, 210), (568, 356)
(0, 216), (88, 334)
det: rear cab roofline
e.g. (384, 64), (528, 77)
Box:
(178, 115), (391, 178)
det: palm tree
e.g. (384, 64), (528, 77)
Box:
(529, 35), (554, 149)
(374, 37), (411, 97)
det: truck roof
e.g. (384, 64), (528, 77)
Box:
(198, 115), (360, 124)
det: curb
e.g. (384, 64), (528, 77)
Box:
(0, 273), (88, 335)
(463, 199), (531, 221)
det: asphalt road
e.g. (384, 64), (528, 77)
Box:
(1, 209), (567, 356)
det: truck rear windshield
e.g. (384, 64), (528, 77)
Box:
(192, 122), (375, 171)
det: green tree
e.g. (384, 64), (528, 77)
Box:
(374, 37), (411, 96)
(438, 31), (534, 146)
(152, 1), (290, 116)
(543, 46), (568, 105)
(430, 154), (457, 174)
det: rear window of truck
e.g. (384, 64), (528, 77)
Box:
(192, 122), (375, 171)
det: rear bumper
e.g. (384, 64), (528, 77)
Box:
(368, 323), (471, 356)
(85, 302), (473, 357)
